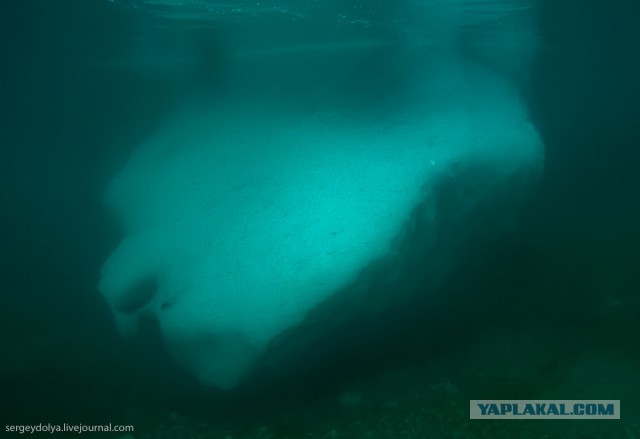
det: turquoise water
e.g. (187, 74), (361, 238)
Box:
(1, 0), (639, 437)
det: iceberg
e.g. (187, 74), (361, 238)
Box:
(99, 0), (543, 389)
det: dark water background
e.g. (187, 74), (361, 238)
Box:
(1, 0), (639, 437)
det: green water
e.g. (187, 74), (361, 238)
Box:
(1, 0), (639, 437)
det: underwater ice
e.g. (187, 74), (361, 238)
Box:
(99, 1), (543, 389)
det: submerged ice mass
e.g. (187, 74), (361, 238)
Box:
(99, 1), (543, 388)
